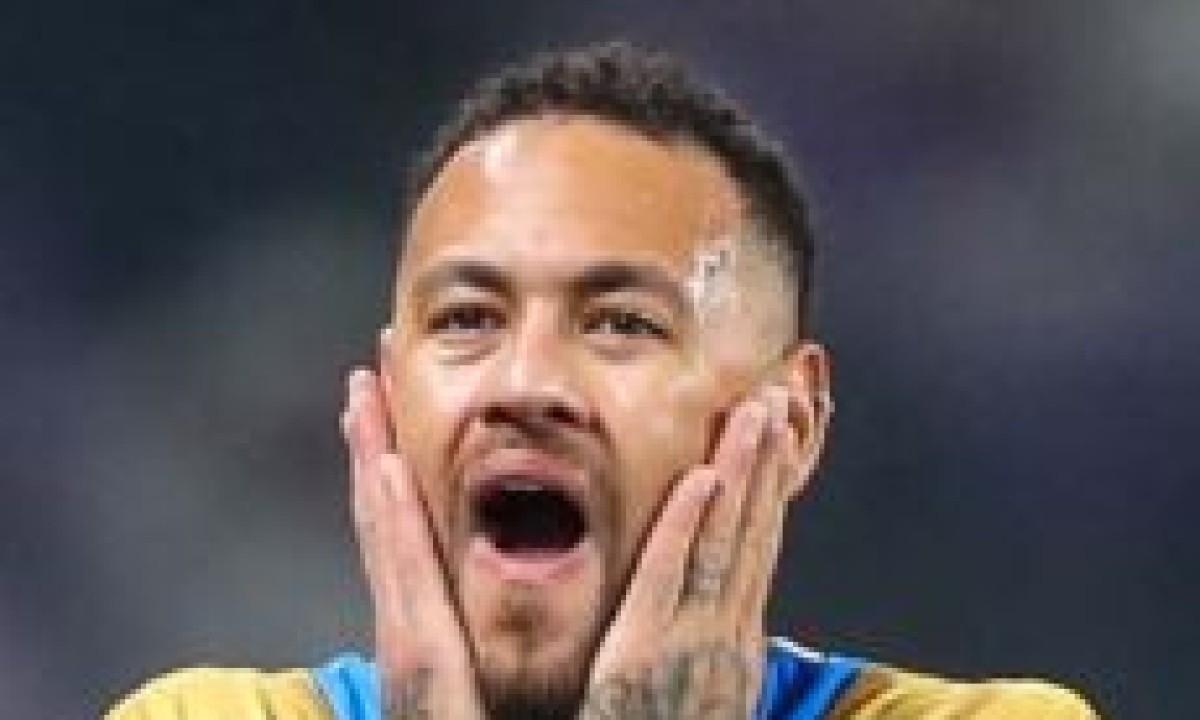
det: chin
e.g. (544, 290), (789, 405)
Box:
(467, 583), (613, 720)
(477, 648), (590, 720)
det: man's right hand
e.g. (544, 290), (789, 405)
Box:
(341, 367), (486, 720)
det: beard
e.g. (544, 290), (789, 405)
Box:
(478, 632), (595, 720)
(472, 584), (620, 720)
(481, 670), (589, 720)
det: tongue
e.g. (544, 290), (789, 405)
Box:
(480, 488), (584, 554)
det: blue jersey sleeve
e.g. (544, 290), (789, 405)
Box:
(312, 638), (861, 720)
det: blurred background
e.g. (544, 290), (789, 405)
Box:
(3, 0), (1197, 716)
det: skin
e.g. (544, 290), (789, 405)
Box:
(339, 114), (833, 718)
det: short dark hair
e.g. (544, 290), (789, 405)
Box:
(407, 41), (816, 337)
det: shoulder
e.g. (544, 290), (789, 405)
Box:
(827, 663), (1099, 720)
(104, 666), (332, 720)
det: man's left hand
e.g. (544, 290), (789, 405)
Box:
(580, 385), (801, 719)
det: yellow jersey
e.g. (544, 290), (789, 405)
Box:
(104, 640), (1098, 719)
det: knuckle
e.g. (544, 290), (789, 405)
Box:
(380, 639), (436, 676)
(351, 499), (375, 532)
(696, 536), (734, 563)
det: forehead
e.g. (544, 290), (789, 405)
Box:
(401, 115), (747, 283)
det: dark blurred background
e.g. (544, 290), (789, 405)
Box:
(3, 0), (1197, 717)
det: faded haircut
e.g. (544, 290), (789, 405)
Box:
(405, 41), (816, 338)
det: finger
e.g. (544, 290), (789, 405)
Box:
(374, 454), (463, 658)
(611, 465), (720, 635)
(373, 454), (486, 719)
(344, 369), (393, 577)
(681, 397), (770, 607)
(345, 368), (398, 544)
(365, 455), (474, 682)
(341, 373), (463, 668)
(349, 367), (391, 461)
(343, 378), (406, 627)
(729, 387), (795, 629)
(341, 371), (485, 718)
(347, 444), (417, 675)
(343, 369), (382, 573)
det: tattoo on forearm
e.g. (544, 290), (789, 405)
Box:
(579, 643), (752, 720)
(385, 666), (433, 720)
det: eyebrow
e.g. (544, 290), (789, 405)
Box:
(570, 261), (691, 317)
(409, 258), (692, 317)
(410, 260), (513, 302)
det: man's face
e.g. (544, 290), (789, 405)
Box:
(381, 115), (798, 706)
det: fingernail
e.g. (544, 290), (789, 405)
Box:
(348, 368), (373, 404)
(687, 467), (720, 500)
(745, 399), (768, 427)
(742, 401), (768, 447)
(379, 453), (403, 496)
(765, 386), (790, 435)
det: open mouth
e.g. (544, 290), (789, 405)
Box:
(473, 479), (589, 556)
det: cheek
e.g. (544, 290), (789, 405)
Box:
(603, 361), (714, 458)
(644, 371), (713, 453)
(392, 355), (481, 437)
(386, 346), (488, 535)
(601, 358), (717, 544)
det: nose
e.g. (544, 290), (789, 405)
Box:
(476, 302), (592, 434)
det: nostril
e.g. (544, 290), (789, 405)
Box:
(481, 395), (589, 433)
(542, 401), (582, 427)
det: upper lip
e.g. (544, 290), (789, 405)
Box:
(464, 447), (591, 514)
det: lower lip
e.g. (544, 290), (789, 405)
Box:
(467, 535), (593, 584)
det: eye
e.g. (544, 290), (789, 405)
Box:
(428, 303), (504, 335)
(583, 309), (669, 339)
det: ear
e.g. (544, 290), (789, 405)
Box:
(780, 341), (833, 500)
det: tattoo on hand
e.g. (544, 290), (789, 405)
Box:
(580, 643), (752, 720)
(385, 666), (433, 720)
(579, 677), (656, 720)
(680, 542), (733, 605)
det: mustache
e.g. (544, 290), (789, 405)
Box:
(448, 415), (615, 529)
(459, 406), (610, 479)
(486, 422), (592, 459)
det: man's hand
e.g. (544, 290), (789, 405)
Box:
(581, 386), (800, 720)
(341, 368), (486, 720)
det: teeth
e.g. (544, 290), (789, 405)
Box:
(509, 483), (546, 492)
(494, 475), (561, 494)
